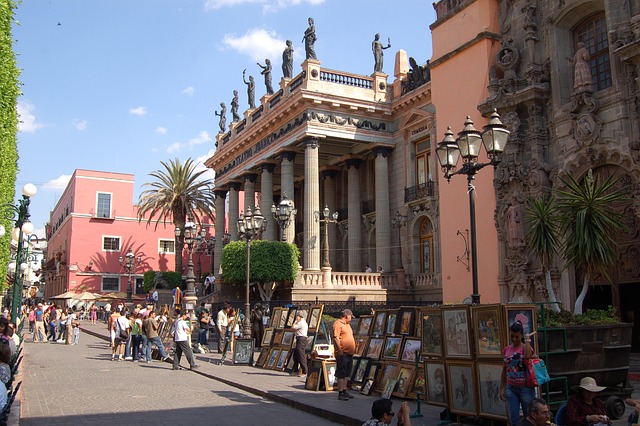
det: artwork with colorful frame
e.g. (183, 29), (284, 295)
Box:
(232, 338), (254, 365)
(407, 367), (426, 400)
(504, 304), (538, 351)
(352, 357), (371, 385)
(385, 310), (398, 335)
(392, 365), (415, 398)
(261, 327), (274, 347)
(442, 305), (472, 359)
(421, 308), (443, 357)
(270, 308), (283, 328)
(354, 336), (369, 357)
(322, 360), (337, 391)
(305, 366), (322, 391)
(308, 305), (324, 331)
(400, 337), (422, 363)
(472, 304), (504, 359)
(396, 307), (416, 335)
(266, 348), (280, 369)
(425, 360), (448, 407)
(476, 362), (508, 420)
(446, 361), (478, 416)
(255, 347), (269, 368)
(281, 330), (294, 347)
(356, 315), (374, 336)
(365, 337), (384, 360)
(375, 362), (400, 393)
(382, 335), (403, 360)
(371, 310), (387, 336)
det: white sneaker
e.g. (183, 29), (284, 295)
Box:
(124, 356), (133, 360)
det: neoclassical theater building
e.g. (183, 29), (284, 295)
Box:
(206, 0), (640, 345)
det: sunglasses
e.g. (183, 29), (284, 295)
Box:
(387, 411), (395, 417)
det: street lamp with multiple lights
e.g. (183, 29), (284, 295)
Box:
(236, 206), (266, 338)
(314, 205), (339, 268)
(435, 109), (510, 304)
(119, 248), (142, 304)
(271, 194), (297, 241)
(175, 218), (199, 315)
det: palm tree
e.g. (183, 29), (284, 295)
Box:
(555, 169), (629, 314)
(137, 158), (216, 273)
(525, 195), (561, 313)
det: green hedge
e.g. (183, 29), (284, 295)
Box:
(143, 270), (183, 292)
(221, 240), (299, 283)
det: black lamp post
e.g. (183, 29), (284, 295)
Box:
(271, 194), (297, 241)
(175, 218), (198, 314)
(119, 248), (141, 304)
(237, 206), (266, 338)
(435, 109), (510, 304)
(314, 205), (339, 268)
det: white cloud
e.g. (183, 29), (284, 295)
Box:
(129, 106), (148, 116)
(155, 126), (168, 135)
(222, 28), (286, 62)
(166, 131), (213, 154)
(17, 101), (44, 133)
(204, 0), (325, 11)
(182, 86), (195, 97)
(151, 147), (159, 153)
(195, 149), (216, 181)
(205, 0), (263, 10)
(43, 175), (71, 191)
(72, 119), (88, 131)
(167, 142), (182, 154)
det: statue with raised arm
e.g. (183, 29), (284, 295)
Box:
(257, 59), (274, 95)
(372, 33), (391, 73)
(302, 17), (317, 60)
(231, 90), (240, 122)
(214, 102), (226, 133)
(282, 40), (294, 79)
(243, 69), (256, 109)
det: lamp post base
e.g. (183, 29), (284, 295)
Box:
(183, 294), (198, 321)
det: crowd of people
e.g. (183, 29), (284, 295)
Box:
(27, 303), (81, 345)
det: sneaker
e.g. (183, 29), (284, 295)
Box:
(338, 392), (350, 401)
(345, 392), (355, 399)
(162, 356), (169, 362)
(190, 364), (200, 370)
(289, 371), (300, 376)
(124, 356), (133, 360)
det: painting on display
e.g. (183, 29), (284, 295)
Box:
(421, 308), (443, 357)
(232, 338), (254, 365)
(371, 310), (387, 336)
(354, 336), (369, 357)
(382, 336), (402, 360)
(356, 315), (374, 336)
(442, 306), (472, 359)
(365, 337), (384, 360)
(472, 305), (504, 359)
(396, 307), (416, 335)
(477, 362), (508, 420)
(400, 337), (422, 363)
(446, 361), (478, 416)
(308, 305), (324, 331)
(261, 327), (274, 347)
(385, 310), (398, 335)
(392, 365), (415, 398)
(425, 361), (448, 407)
(375, 362), (400, 393)
(504, 305), (538, 351)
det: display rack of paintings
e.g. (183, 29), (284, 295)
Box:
(420, 308), (443, 357)
(472, 304), (504, 359)
(442, 305), (472, 359)
(504, 304), (538, 351)
(476, 362), (508, 420)
(446, 361), (478, 416)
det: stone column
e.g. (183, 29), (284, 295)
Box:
(323, 170), (338, 268)
(346, 159), (363, 272)
(303, 137), (321, 271)
(280, 151), (296, 244)
(374, 148), (391, 272)
(243, 173), (257, 211)
(214, 190), (227, 279)
(260, 164), (276, 241)
(228, 182), (241, 241)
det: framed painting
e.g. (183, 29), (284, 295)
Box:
(275, 349), (290, 370)
(281, 330), (294, 347)
(232, 338), (254, 365)
(261, 327), (274, 347)
(365, 362), (380, 383)
(273, 330), (284, 346)
(477, 362), (508, 420)
(305, 333), (317, 353)
(349, 356), (360, 380)
(356, 315), (374, 336)
(266, 348), (280, 369)
(442, 306), (472, 359)
(371, 310), (387, 336)
(400, 337), (422, 363)
(354, 336), (369, 357)
(278, 308), (289, 329)
(446, 361), (478, 416)
(305, 366), (322, 391)
(375, 362), (400, 393)
(286, 309), (297, 327)
(504, 304), (538, 351)
(381, 379), (397, 400)
(407, 367), (426, 400)
(392, 365), (415, 398)
(425, 360), (448, 407)
(255, 347), (269, 368)
(308, 305), (324, 331)
(365, 337), (384, 360)
(385, 310), (398, 335)
(396, 307), (416, 336)
(352, 357), (371, 385)
(322, 360), (337, 391)
(361, 379), (374, 395)
(382, 335), (403, 360)
(270, 308), (283, 328)
(472, 304), (504, 359)
(421, 308), (443, 357)
(350, 316), (360, 332)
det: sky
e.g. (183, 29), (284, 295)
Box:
(12, 0), (436, 236)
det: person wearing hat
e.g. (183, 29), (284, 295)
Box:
(290, 310), (308, 377)
(333, 309), (356, 401)
(566, 377), (611, 426)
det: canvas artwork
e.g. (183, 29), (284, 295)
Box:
(276, 349), (289, 370)
(505, 305), (537, 351)
(400, 338), (422, 363)
(393, 366), (415, 398)
(323, 361), (337, 391)
(354, 336), (369, 357)
(232, 338), (254, 365)
(382, 336), (402, 360)
(447, 362), (478, 416)
(365, 363), (380, 382)
(443, 307), (471, 358)
(408, 368), (426, 400)
(266, 348), (280, 369)
(261, 327), (274, 347)
(286, 310), (296, 327)
(366, 337), (384, 360)
(278, 309), (289, 329)
(376, 362), (400, 393)
(381, 379), (397, 400)
(385, 311), (398, 335)
(305, 334), (316, 353)
(256, 348), (269, 367)
(477, 362), (508, 420)
(306, 367), (321, 391)
(353, 357), (371, 384)
(273, 330), (284, 345)
(357, 316), (373, 336)
(397, 308), (415, 335)
(361, 379), (374, 395)
(372, 310), (387, 336)
(473, 305), (503, 358)
(309, 307), (322, 330)
(421, 309), (443, 356)
(270, 308), (283, 327)
(281, 331), (294, 347)
(425, 361), (448, 406)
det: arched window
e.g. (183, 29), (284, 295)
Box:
(574, 13), (612, 91)
(420, 218), (434, 274)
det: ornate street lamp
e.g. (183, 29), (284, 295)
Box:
(0, 183), (37, 324)
(314, 205), (339, 268)
(175, 217), (199, 315)
(237, 206), (266, 339)
(119, 248), (142, 304)
(435, 109), (510, 304)
(271, 194), (297, 241)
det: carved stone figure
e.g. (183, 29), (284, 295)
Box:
(572, 42), (593, 92)
(231, 90), (240, 122)
(257, 59), (274, 95)
(214, 102), (226, 133)
(303, 17), (317, 60)
(506, 195), (525, 248)
(372, 33), (391, 73)
(243, 69), (256, 109)
(282, 40), (294, 79)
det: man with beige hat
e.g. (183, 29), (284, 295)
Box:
(566, 376), (611, 426)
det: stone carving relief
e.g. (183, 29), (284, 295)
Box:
(619, 244), (640, 280)
(571, 113), (602, 146)
(505, 251), (531, 302)
(496, 39), (520, 87)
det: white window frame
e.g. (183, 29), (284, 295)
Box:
(158, 239), (176, 254)
(102, 235), (121, 252)
(96, 192), (113, 218)
(101, 276), (120, 292)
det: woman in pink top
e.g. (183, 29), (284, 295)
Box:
(499, 321), (535, 424)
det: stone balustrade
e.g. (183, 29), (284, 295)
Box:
(414, 273), (439, 288)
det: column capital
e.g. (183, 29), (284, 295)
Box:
(345, 158), (363, 169)
(243, 173), (258, 183)
(321, 169), (340, 179)
(214, 189), (228, 199)
(260, 162), (276, 173)
(228, 181), (242, 191)
(303, 136), (320, 149)
(280, 150), (297, 163)
(373, 147), (391, 158)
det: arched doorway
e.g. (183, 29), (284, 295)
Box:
(419, 217), (434, 274)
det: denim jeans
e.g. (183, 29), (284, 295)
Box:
(506, 384), (535, 424)
(146, 336), (167, 360)
(197, 328), (208, 345)
(140, 334), (148, 360)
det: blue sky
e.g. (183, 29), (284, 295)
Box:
(13, 0), (436, 235)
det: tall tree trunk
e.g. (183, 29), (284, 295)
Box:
(574, 273), (590, 315)
(256, 281), (277, 301)
(545, 269), (561, 313)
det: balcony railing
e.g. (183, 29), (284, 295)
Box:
(320, 70), (373, 89)
(404, 181), (435, 203)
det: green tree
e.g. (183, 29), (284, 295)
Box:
(556, 169), (629, 314)
(221, 240), (299, 301)
(137, 158), (215, 274)
(525, 195), (561, 313)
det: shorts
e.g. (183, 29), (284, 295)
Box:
(114, 337), (127, 345)
(335, 354), (353, 379)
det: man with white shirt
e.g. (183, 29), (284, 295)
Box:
(217, 304), (230, 353)
(173, 310), (198, 370)
(290, 311), (308, 377)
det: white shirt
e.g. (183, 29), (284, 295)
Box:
(152, 290), (158, 301)
(115, 316), (129, 333)
(292, 318), (308, 337)
(104, 303), (111, 312)
(174, 318), (190, 342)
(217, 309), (229, 328)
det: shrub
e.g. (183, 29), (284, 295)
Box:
(542, 305), (619, 327)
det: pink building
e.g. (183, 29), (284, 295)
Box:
(44, 169), (213, 299)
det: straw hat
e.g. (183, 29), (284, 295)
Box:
(575, 377), (606, 393)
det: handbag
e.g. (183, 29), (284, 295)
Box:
(526, 357), (550, 386)
(116, 321), (128, 340)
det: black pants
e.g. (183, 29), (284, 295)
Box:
(292, 336), (308, 374)
(173, 340), (196, 369)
